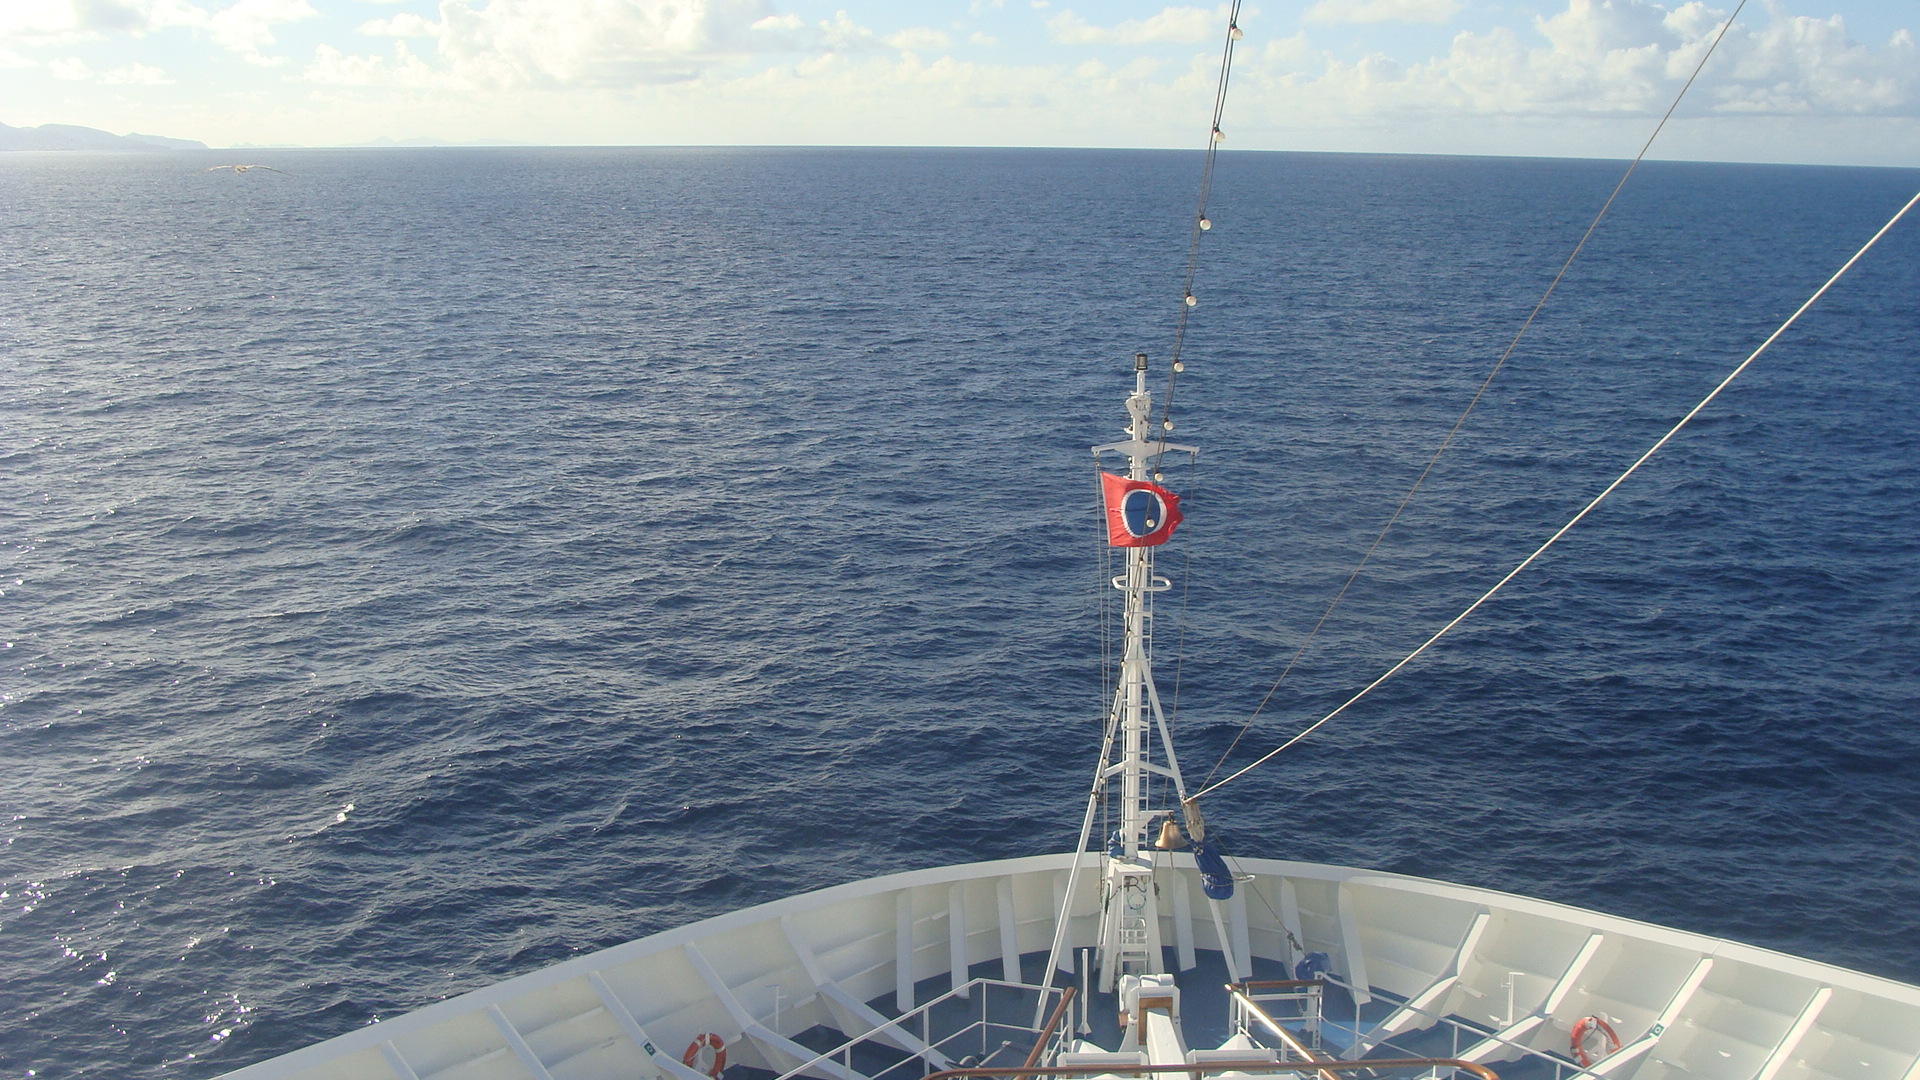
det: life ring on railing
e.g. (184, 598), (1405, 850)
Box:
(1571, 1015), (1622, 1067)
(683, 1032), (727, 1079)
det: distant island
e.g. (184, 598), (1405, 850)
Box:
(1, 121), (206, 152)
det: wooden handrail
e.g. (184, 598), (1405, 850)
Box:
(1224, 984), (1336, 1080)
(1015, 988), (1080, 1080)
(1232, 980), (1326, 992)
(926, 1059), (1498, 1080)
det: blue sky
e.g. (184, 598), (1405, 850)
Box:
(2, 1), (1915, 164)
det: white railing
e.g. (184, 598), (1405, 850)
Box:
(1230, 980), (1326, 1055)
(772, 979), (1074, 1080)
(1313, 974), (1601, 1080)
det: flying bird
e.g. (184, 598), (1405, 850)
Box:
(202, 164), (290, 175)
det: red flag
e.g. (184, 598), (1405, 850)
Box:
(1101, 473), (1184, 547)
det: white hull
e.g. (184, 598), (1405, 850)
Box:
(221, 854), (1920, 1080)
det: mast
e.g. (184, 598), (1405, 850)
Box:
(1033, 4), (1245, 1011)
(1088, 353), (1197, 991)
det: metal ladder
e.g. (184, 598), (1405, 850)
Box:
(1115, 916), (1153, 977)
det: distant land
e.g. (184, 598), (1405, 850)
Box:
(0, 124), (529, 151)
(1, 121), (206, 152)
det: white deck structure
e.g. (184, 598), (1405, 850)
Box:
(221, 852), (1920, 1080)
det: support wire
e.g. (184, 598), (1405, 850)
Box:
(1194, 185), (1920, 801)
(1154, 0), (1243, 457)
(1200, 0), (1752, 789)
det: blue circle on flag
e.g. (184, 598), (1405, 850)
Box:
(1119, 489), (1165, 537)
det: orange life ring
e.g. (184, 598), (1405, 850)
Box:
(683, 1033), (727, 1079)
(1571, 1015), (1621, 1067)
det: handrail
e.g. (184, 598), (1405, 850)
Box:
(1226, 985), (1336, 1080)
(1234, 980), (1326, 992)
(1016, 988), (1079, 1080)
(1313, 973), (1606, 1080)
(925, 1059), (1498, 1080)
(770, 977), (1066, 1080)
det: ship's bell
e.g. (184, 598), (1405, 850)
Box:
(1153, 819), (1188, 850)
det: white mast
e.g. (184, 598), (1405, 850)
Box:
(1030, 3), (1247, 1019)
(1088, 353), (1197, 991)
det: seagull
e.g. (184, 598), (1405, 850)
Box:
(203, 164), (290, 175)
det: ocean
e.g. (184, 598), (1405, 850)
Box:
(2, 146), (1917, 1079)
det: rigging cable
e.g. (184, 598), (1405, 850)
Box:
(1094, 460), (1115, 735)
(1192, 184), (1920, 801)
(1165, 448), (1202, 730)
(1199, 0), (1752, 790)
(1153, 0), (1243, 462)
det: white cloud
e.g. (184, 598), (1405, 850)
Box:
(1304, 0), (1463, 25)
(793, 49), (837, 77)
(31, 54), (173, 89)
(306, 39), (441, 86)
(1049, 5), (1221, 46)
(1709, 11), (1918, 112)
(103, 61), (172, 82)
(305, 42), (390, 85)
(815, 10), (879, 51)
(887, 28), (951, 52)
(0, 0), (314, 64)
(1260, 32), (1317, 72)
(208, 0), (316, 64)
(36, 55), (173, 83)
(427, 0), (782, 88)
(18, 0), (1903, 162)
(0, 0), (206, 43)
(359, 12), (440, 37)
(315, 0), (897, 92)
(1077, 53), (1163, 86)
(1534, 0), (1669, 59)
(1243, 0), (1918, 123)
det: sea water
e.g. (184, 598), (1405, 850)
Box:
(2, 147), (1918, 1078)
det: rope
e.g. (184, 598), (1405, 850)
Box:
(1094, 459), (1115, 730)
(1166, 449), (1201, 730)
(1153, 0), (1243, 462)
(1193, 184), (1920, 801)
(1198, 0), (1751, 790)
